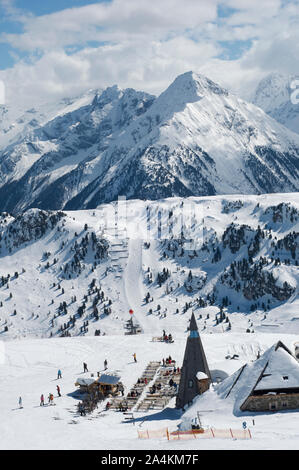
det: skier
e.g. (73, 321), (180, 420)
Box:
(18, 396), (22, 408)
(78, 402), (85, 416)
(40, 394), (45, 406)
(56, 385), (61, 397)
(57, 369), (62, 379)
(48, 393), (54, 405)
(104, 359), (108, 370)
(83, 362), (88, 373)
(133, 353), (137, 363)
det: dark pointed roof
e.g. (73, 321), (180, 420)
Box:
(176, 313), (211, 409)
(189, 312), (198, 332)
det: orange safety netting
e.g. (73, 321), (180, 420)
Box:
(138, 428), (252, 440)
(138, 428), (169, 439)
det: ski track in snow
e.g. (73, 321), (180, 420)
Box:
(124, 238), (144, 328)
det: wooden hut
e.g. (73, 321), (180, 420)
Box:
(75, 377), (97, 393)
(75, 373), (123, 398)
(96, 373), (122, 397)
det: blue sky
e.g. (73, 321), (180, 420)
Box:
(0, 0), (298, 107)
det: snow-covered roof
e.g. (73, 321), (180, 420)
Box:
(210, 369), (229, 383)
(196, 371), (209, 380)
(255, 347), (299, 391)
(97, 373), (121, 385)
(76, 378), (96, 386)
(216, 341), (299, 412)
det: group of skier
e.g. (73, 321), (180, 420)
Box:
(18, 369), (63, 409)
(40, 383), (62, 406)
(17, 355), (137, 413)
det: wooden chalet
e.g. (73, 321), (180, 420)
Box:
(75, 373), (123, 397)
(97, 373), (122, 396)
(240, 341), (299, 412)
(75, 377), (97, 393)
(219, 341), (299, 413)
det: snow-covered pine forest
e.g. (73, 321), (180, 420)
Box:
(0, 192), (298, 340)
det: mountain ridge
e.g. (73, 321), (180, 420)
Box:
(252, 72), (299, 134)
(0, 71), (299, 214)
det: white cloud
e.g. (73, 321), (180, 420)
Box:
(0, 36), (221, 107)
(0, 0), (32, 23)
(0, 0), (298, 109)
(0, 0), (217, 51)
(0, 79), (5, 104)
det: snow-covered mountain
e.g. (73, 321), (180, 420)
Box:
(0, 193), (298, 341)
(0, 89), (97, 151)
(0, 72), (299, 214)
(253, 73), (299, 134)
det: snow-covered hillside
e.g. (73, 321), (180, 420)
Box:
(253, 73), (299, 134)
(0, 193), (298, 341)
(0, 72), (299, 214)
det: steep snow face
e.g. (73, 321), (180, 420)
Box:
(0, 90), (97, 151)
(150, 71), (228, 113)
(253, 73), (293, 112)
(253, 73), (299, 134)
(0, 89), (99, 189)
(0, 72), (299, 214)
